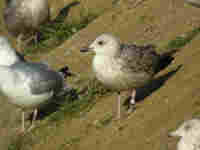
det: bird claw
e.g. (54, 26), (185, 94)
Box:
(26, 124), (35, 132)
(127, 104), (136, 115)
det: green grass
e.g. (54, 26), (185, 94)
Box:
(165, 27), (200, 50)
(6, 78), (111, 150)
(58, 136), (81, 150)
(137, 15), (148, 24)
(48, 78), (111, 122)
(93, 112), (113, 129)
(7, 134), (36, 150)
(23, 10), (100, 56)
(112, 0), (120, 5)
(136, 15), (155, 24)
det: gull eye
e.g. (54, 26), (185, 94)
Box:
(98, 41), (104, 46)
(184, 124), (191, 131)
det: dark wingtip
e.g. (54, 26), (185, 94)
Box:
(156, 48), (180, 73)
(58, 66), (74, 78)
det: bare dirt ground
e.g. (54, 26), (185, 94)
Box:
(1, 0), (200, 150)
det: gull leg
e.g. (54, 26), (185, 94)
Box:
(17, 34), (23, 51)
(170, 0), (176, 12)
(21, 110), (25, 133)
(27, 109), (38, 132)
(127, 89), (136, 114)
(33, 33), (38, 45)
(117, 92), (121, 119)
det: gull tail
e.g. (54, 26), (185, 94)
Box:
(156, 49), (179, 73)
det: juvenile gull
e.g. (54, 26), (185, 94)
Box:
(0, 36), (68, 132)
(169, 119), (200, 150)
(3, 0), (49, 49)
(80, 33), (177, 119)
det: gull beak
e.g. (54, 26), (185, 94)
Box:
(80, 47), (93, 52)
(168, 130), (179, 137)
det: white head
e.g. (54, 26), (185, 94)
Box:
(80, 33), (121, 57)
(169, 119), (200, 137)
(0, 36), (20, 66)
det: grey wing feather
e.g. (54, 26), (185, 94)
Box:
(12, 62), (64, 95)
(117, 44), (160, 75)
(30, 71), (64, 95)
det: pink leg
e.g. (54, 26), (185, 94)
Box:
(27, 109), (38, 132)
(21, 110), (25, 132)
(117, 92), (121, 119)
(127, 89), (136, 114)
(17, 34), (23, 51)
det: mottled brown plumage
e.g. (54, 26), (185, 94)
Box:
(80, 33), (177, 119)
(117, 44), (160, 76)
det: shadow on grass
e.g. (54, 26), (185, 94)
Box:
(123, 27), (200, 106)
(36, 88), (79, 120)
(29, 79), (110, 122)
(52, 1), (80, 24)
(165, 27), (200, 50)
(124, 65), (182, 106)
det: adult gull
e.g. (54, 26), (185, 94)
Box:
(0, 36), (68, 132)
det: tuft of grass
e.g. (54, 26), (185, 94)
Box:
(165, 27), (200, 50)
(58, 136), (81, 150)
(7, 134), (36, 150)
(93, 112), (113, 129)
(137, 15), (147, 24)
(136, 15), (155, 24)
(23, 10), (100, 56)
(48, 78), (111, 122)
(112, 0), (120, 5)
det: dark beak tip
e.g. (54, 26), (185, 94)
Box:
(80, 47), (89, 52)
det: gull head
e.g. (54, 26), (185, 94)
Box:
(80, 33), (121, 57)
(169, 119), (200, 138)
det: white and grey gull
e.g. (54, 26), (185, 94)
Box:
(80, 33), (177, 119)
(0, 36), (69, 132)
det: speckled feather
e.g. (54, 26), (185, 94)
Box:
(117, 44), (160, 76)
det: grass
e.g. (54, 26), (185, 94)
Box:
(6, 7), (107, 150)
(93, 112), (113, 129)
(48, 78), (111, 122)
(136, 15), (155, 24)
(6, 11), (200, 150)
(165, 27), (200, 50)
(58, 136), (81, 150)
(23, 9), (100, 56)
(7, 134), (36, 150)
(6, 78), (111, 150)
